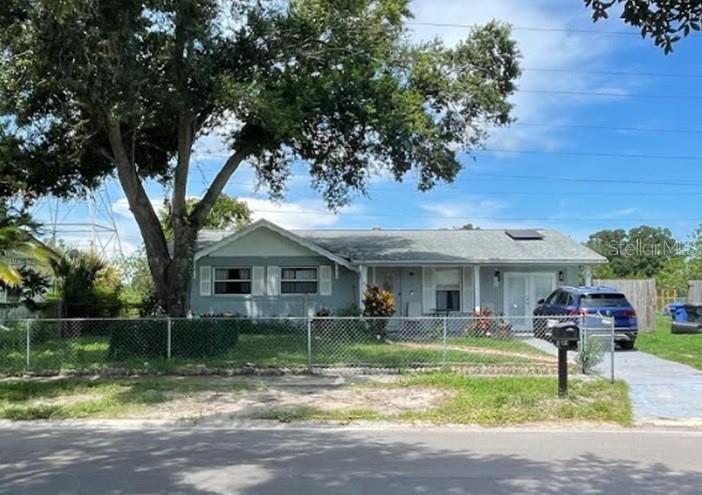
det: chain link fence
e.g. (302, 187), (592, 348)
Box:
(0, 315), (617, 377)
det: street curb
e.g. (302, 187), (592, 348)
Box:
(1, 418), (701, 433)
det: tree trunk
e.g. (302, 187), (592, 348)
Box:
(106, 116), (252, 317)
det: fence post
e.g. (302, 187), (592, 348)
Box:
(580, 315), (587, 374)
(307, 316), (312, 372)
(610, 316), (615, 383)
(166, 317), (172, 360)
(442, 316), (448, 367)
(26, 319), (32, 371)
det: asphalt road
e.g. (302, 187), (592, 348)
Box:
(2, 425), (702, 494)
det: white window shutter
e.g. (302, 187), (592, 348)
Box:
(199, 266), (212, 296)
(462, 267), (474, 313)
(422, 267), (435, 313)
(252, 266), (265, 296)
(267, 266), (280, 296)
(319, 265), (332, 296)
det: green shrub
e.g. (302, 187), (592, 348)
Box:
(578, 336), (605, 374)
(107, 319), (239, 360)
(106, 320), (167, 360)
(337, 303), (362, 317)
(171, 319), (239, 358)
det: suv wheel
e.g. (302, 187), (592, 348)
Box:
(619, 340), (635, 351)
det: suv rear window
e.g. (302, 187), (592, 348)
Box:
(580, 293), (629, 307)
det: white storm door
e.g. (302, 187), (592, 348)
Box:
(504, 273), (529, 330)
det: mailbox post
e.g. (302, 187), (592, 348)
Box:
(550, 322), (580, 398)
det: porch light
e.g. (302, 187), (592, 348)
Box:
(493, 270), (500, 287)
(558, 270), (565, 282)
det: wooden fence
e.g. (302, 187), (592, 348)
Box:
(593, 279), (656, 331)
(656, 288), (680, 313)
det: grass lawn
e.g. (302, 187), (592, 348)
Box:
(0, 374), (631, 425)
(236, 374), (633, 426)
(636, 316), (702, 370)
(0, 377), (260, 420)
(1, 332), (552, 374)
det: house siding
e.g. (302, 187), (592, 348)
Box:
(191, 255), (358, 317)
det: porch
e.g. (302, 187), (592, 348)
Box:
(358, 264), (594, 320)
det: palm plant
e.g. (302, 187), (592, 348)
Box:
(0, 210), (55, 286)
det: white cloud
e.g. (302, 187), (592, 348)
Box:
(409, 0), (634, 151)
(419, 197), (526, 229)
(241, 197), (362, 229)
(112, 197), (166, 219)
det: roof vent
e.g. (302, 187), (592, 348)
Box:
(506, 229), (544, 240)
(372, 226), (382, 231)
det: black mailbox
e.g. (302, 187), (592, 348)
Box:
(550, 322), (580, 398)
(551, 322), (580, 351)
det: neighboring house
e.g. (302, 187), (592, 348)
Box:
(190, 219), (606, 324)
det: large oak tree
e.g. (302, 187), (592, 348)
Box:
(0, 0), (520, 315)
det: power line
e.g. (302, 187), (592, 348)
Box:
(195, 148), (702, 162)
(407, 21), (643, 36)
(480, 148), (702, 162)
(469, 172), (702, 187)
(246, 207), (702, 223)
(514, 122), (702, 135)
(522, 67), (702, 80)
(520, 88), (702, 101)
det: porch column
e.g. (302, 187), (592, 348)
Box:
(358, 265), (368, 310)
(584, 265), (593, 286)
(473, 265), (481, 313)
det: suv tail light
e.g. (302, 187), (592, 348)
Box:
(624, 309), (636, 318)
(569, 309), (586, 317)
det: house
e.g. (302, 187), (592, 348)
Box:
(190, 219), (606, 321)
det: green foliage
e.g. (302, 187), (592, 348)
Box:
(49, 250), (123, 317)
(0, 1), (520, 202)
(362, 285), (396, 317)
(336, 303), (363, 317)
(116, 249), (162, 316)
(160, 194), (252, 239)
(577, 336), (605, 375)
(638, 316), (702, 370)
(585, 0), (701, 53)
(0, 1), (520, 315)
(0, 205), (55, 288)
(586, 225), (679, 278)
(106, 319), (238, 360)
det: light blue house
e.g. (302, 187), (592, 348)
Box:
(190, 219), (605, 319)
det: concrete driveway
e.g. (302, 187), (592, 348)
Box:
(527, 337), (702, 422)
(607, 350), (702, 423)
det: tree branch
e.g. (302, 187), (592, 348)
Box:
(189, 146), (252, 227)
(105, 115), (171, 273)
(171, 116), (194, 242)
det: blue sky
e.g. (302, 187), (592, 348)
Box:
(33, 0), (702, 255)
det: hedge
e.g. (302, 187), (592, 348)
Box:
(107, 319), (238, 360)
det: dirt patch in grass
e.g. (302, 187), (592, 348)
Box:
(136, 385), (453, 420)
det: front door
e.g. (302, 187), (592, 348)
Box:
(504, 272), (556, 330)
(379, 269), (402, 316)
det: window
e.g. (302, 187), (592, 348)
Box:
(435, 268), (461, 312)
(214, 268), (251, 295)
(281, 267), (318, 294)
(545, 290), (560, 304)
(580, 293), (628, 307)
